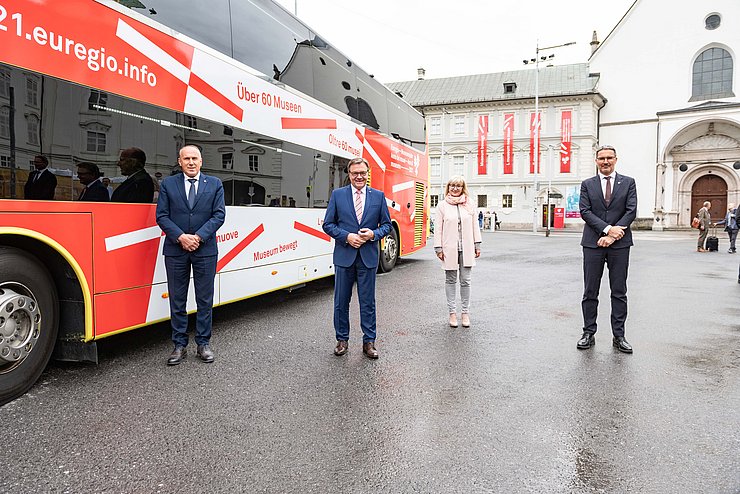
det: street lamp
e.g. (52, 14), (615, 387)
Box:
(523, 40), (575, 234)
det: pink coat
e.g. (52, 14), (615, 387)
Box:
(433, 199), (482, 270)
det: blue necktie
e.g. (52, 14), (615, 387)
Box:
(188, 178), (196, 208)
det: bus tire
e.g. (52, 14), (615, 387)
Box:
(378, 227), (399, 273)
(0, 247), (59, 406)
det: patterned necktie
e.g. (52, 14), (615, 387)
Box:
(188, 178), (197, 208)
(604, 176), (612, 205)
(355, 189), (363, 223)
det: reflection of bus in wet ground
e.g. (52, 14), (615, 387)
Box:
(0, 0), (428, 405)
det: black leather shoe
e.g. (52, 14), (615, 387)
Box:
(197, 344), (215, 363)
(577, 332), (595, 349)
(362, 342), (379, 359)
(613, 336), (633, 354)
(167, 346), (187, 366)
(334, 340), (348, 356)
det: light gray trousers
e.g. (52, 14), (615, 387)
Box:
(445, 251), (472, 313)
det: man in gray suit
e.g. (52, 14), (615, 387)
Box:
(577, 145), (637, 354)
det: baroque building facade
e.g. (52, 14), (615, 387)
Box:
(389, 64), (605, 229)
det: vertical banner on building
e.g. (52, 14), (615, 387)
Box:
(560, 110), (572, 173)
(529, 112), (541, 174)
(477, 115), (488, 175)
(503, 113), (514, 175)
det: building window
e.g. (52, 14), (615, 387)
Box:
(27, 114), (39, 145)
(705, 14), (721, 30)
(430, 195), (439, 208)
(502, 194), (513, 208)
(222, 153), (233, 169)
(691, 47), (734, 101)
(0, 155), (9, 168)
(0, 106), (9, 138)
(454, 115), (465, 135)
(0, 68), (9, 99)
(88, 90), (108, 111)
(478, 195), (487, 208)
(26, 77), (39, 107)
(503, 82), (517, 94)
(248, 154), (259, 172)
(430, 117), (441, 136)
(184, 115), (198, 129)
(86, 131), (106, 152)
(453, 155), (464, 176)
(430, 156), (441, 177)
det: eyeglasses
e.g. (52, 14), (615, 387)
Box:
(596, 156), (616, 162)
(349, 171), (367, 177)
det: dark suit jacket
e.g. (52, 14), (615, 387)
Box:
(156, 173), (226, 257)
(322, 185), (392, 269)
(580, 173), (637, 249)
(111, 169), (155, 203)
(78, 179), (110, 202)
(24, 169), (57, 200)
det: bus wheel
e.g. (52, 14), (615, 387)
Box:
(0, 247), (58, 406)
(379, 227), (399, 273)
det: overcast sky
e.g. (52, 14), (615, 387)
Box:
(273, 0), (636, 83)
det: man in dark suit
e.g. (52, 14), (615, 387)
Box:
(322, 157), (392, 359)
(24, 155), (57, 200)
(578, 144), (637, 354)
(76, 162), (110, 202)
(156, 145), (226, 365)
(111, 147), (155, 203)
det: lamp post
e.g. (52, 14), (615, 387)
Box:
(440, 108), (449, 198)
(524, 40), (575, 234)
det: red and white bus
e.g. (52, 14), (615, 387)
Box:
(0, 0), (428, 404)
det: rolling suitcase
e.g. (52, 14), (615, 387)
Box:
(706, 226), (719, 252)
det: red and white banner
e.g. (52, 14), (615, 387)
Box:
(477, 115), (488, 175)
(529, 112), (541, 174)
(560, 110), (572, 173)
(503, 113), (514, 175)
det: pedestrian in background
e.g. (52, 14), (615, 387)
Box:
(696, 201), (711, 252)
(434, 176), (481, 328)
(716, 203), (737, 253)
(577, 144), (637, 354)
(478, 210), (484, 229)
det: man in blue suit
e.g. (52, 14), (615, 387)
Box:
(156, 145), (226, 365)
(323, 157), (392, 359)
(578, 144), (637, 354)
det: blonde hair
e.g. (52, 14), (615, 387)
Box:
(445, 175), (469, 196)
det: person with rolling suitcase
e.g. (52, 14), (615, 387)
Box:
(696, 201), (712, 252)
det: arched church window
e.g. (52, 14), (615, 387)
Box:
(690, 47), (734, 101)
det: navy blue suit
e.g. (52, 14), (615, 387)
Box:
(580, 172), (637, 337)
(156, 172), (225, 347)
(78, 179), (110, 202)
(322, 185), (392, 342)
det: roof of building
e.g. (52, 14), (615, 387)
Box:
(386, 63), (600, 107)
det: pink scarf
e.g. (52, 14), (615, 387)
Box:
(445, 193), (474, 214)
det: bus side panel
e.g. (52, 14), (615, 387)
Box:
(363, 129), (428, 256)
(0, 211), (93, 289)
(92, 204), (161, 294)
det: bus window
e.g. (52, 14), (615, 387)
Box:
(231, 0), (314, 96)
(121, 0), (233, 58)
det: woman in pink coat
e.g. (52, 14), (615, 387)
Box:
(433, 176), (482, 328)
